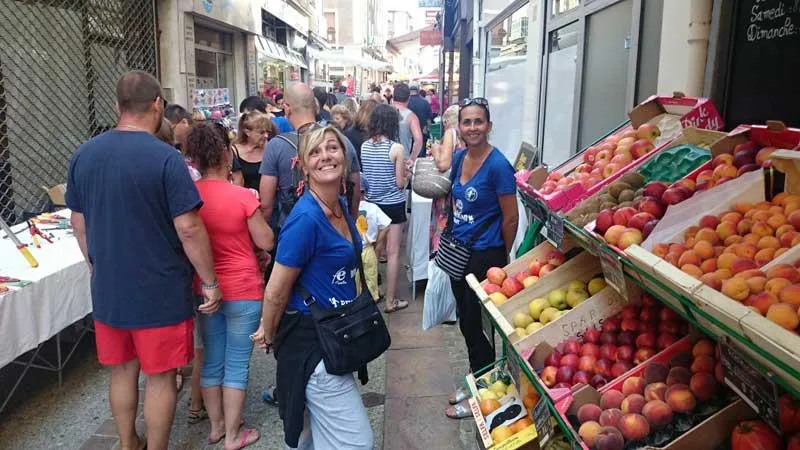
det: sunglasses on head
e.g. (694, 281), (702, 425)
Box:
(460, 97), (489, 109)
(212, 121), (231, 146)
(297, 122), (325, 135)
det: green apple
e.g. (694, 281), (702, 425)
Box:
(528, 298), (549, 320)
(566, 289), (589, 308)
(513, 312), (533, 328)
(548, 288), (568, 310)
(539, 307), (559, 324)
(567, 280), (586, 292)
(515, 327), (527, 336)
(555, 310), (569, 318)
(588, 277), (607, 296)
(526, 322), (544, 334)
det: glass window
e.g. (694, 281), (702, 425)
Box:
(194, 26), (235, 94)
(541, 21), (580, 167)
(481, 0), (520, 24)
(551, 0), (579, 16)
(195, 25), (232, 52)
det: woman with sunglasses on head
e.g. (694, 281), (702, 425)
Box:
(184, 122), (274, 449)
(444, 98), (519, 419)
(252, 125), (374, 450)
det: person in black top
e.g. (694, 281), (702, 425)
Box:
(408, 85), (432, 157)
(233, 112), (275, 191)
(313, 86), (331, 123)
(331, 104), (365, 164)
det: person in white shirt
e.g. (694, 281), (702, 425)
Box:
(355, 178), (391, 301)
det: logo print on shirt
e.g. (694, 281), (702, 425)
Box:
(465, 187), (478, 202)
(332, 267), (347, 285)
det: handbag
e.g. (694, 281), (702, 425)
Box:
(299, 202), (391, 377)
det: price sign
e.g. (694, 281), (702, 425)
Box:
(719, 337), (780, 433)
(507, 352), (522, 388)
(532, 398), (554, 446)
(599, 249), (628, 299)
(543, 211), (565, 249)
(527, 198), (549, 225)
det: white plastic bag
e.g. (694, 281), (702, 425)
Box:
(423, 261), (458, 330)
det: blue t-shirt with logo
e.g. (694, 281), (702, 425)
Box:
(276, 192), (362, 315)
(66, 130), (202, 328)
(450, 148), (516, 250)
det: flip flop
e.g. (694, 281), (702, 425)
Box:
(445, 400), (472, 419)
(187, 406), (208, 424)
(384, 299), (409, 313)
(449, 387), (470, 405)
(224, 427), (260, 450)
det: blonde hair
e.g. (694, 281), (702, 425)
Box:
(330, 104), (352, 127)
(236, 111), (275, 144)
(298, 125), (351, 179)
(443, 105), (459, 130)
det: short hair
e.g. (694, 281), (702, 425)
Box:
(116, 70), (163, 114)
(368, 103), (400, 140)
(286, 83), (317, 113)
(239, 96), (267, 113)
(236, 111), (276, 144)
(312, 87), (328, 111)
(185, 122), (228, 173)
(164, 104), (192, 125)
(355, 98), (378, 131)
(155, 117), (174, 144)
(393, 83), (410, 102)
(298, 125), (351, 177)
(330, 104), (352, 127)
(338, 85), (347, 93)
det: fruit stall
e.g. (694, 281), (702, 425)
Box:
(461, 94), (800, 450)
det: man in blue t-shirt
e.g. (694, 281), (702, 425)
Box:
(67, 71), (222, 450)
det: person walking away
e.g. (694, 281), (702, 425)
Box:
(356, 178), (391, 302)
(408, 85), (432, 157)
(252, 125), (373, 450)
(335, 84), (347, 104)
(392, 83), (424, 162)
(233, 112), (275, 192)
(313, 86), (332, 123)
(67, 71), (223, 450)
(360, 104), (410, 313)
(185, 122), (274, 450)
(443, 98), (518, 419)
(429, 105), (463, 253)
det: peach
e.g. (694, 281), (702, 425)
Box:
(766, 264), (800, 283)
(734, 244), (758, 260)
(717, 253), (738, 271)
(599, 408), (624, 427)
(600, 389), (625, 410)
(622, 376), (646, 396)
(579, 421), (602, 447)
(695, 228), (720, 245)
(724, 235), (744, 246)
(594, 426), (625, 450)
(685, 237), (696, 248)
(715, 222), (737, 241)
(754, 248), (777, 266)
(712, 154), (734, 168)
(731, 257), (758, 274)
(696, 170), (714, 184)
(780, 231), (800, 247)
(766, 278), (792, 296)
(746, 276), (768, 294)
(766, 303), (799, 330)
(690, 372), (719, 401)
(769, 206), (786, 215)
(779, 284), (800, 306)
(700, 258), (718, 274)
(618, 413), (650, 441)
(681, 264), (703, 278)
(604, 225), (627, 246)
(773, 192), (789, 205)
(642, 400), (673, 429)
(691, 355), (716, 374)
(720, 211), (743, 224)
(692, 339), (715, 357)
(577, 403), (603, 424)
(665, 384), (697, 413)
(767, 214), (789, 230)
(757, 236), (781, 250)
(666, 366), (691, 386)
(700, 273), (722, 290)
(621, 394), (647, 415)
(749, 292), (778, 315)
(722, 277), (751, 301)
(664, 252), (681, 267)
(644, 382), (668, 402)
(737, 219), (754, 235)
(678, 250), (701, 267)
(752, 221), (775, 237)
(669, 352), (692, 369)
(715, 268), (733, 280)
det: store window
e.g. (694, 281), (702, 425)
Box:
(481, 0), (520, 24)
(551, 0), (579, 16)
(540, 21), (579, 167)
(194, 25), (234, 91)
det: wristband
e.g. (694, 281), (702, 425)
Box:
(201, 280), (219, 290)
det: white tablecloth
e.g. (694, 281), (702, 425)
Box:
(0, 210), (91, 368)
(407, 191), (433, 283)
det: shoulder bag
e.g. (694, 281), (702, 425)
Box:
(299, 200), (391, 377)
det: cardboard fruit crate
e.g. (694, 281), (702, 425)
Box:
(469, 251), (628, 351)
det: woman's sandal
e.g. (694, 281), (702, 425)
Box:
(224, 427), (260, 450)
(445, 400), (472, 419)
(384, 299), (409, 313)
(187, 406), (208, 424)
(449, 387), (470, 405)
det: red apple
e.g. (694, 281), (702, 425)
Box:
(528, 259), (542, 276)
(584, 328), (602, 344)
(637, 123), (661, 141)
(564, 338), (582, 355)
(634, 347), (657, 364)
(643, 220), (659, 239)
(515, 271), (529, 284)
(737, 164), (760, 176)
(486, 267), (507, 285)
(643, 182), (669, 199)
(556, 366), (576, 384)
(621, 318), (639, 332)
(733, 148), (756, 168)
(628, 212), (655, 231)
(501, 277), (524, 298)
(638, 197), (666, 219)
(630, 139), (654, 158)
(580, 343), (601, 358)
(544, 351), (562, 368)
(539, 264), (555, 277)
(613, 207), (638, 227)
(484, 283), (501, 295)
(620, 306), (639, 320)
(602, 318), (620, 332)
(561, 354), (580, 369)
(636, 332), (657, 348)
(583, 146), (598, 164)
(595, 209), (615, 235)
(547, 251), (566, 267)
(541, 366), (558, 387)
(600, 344), (618, 362)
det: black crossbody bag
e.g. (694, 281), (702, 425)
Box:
(434, 152), (499, 279)
(299, 201), (391, 377)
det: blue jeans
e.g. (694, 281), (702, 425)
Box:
(200, 300), (261, 391)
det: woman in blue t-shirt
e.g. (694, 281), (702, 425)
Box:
(252, 125), (373, 449)
(444, 98), (519, 419)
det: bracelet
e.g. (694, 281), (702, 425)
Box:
(201, 280), (219, 290)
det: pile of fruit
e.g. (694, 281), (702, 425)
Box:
(691, 145), (774, 192)
(475, 370), (536, 445)
(512, 276), (607, 338)
(565, 173), (646, 228)
(484, 250), (567, 306)
(651, 194), (800, 330)
(574, 339), (726, 450)
(537, 124), (661, 196)
(538, 299), (687, 390)
(728, 391), (800, 450)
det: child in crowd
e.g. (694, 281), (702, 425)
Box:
(356, 179), (391, 302)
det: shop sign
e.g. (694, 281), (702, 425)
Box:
(192, 88), (230, 108)
(420, 30), (443, 46)
(193, 0), (260, 35)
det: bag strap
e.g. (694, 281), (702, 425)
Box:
(274, 133), (298, 151)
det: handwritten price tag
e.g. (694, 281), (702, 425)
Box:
(599, 250), (628, 299)
(543, 212), (565, 249)
(532, 398), (554, 446)
(719, 337), (780, 433)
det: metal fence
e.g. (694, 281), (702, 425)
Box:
(0, 0), (157, 224)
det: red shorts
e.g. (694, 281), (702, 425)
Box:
(94, 318), (194, 375)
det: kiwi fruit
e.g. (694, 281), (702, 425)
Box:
(600, 202), (617, 210)
(621, 172), (646, 188)
(618, 189), (635, 203)
(598, 194), (615, 204)
(608, 182), (632, 200)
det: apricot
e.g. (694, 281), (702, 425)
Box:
(713, 164), (737, 181)
(724, 235), (744, 246)
(767, 214), (788, 230)
(736, 269), (766, 279)
(683, 227), (700, 241)
(644, 382), (668, 402)
(754, 248), (777, 266)
(746, 276), (768, 294)
(685, 237), (696, 248)
(743, 233), (761, 245)
(700, 258), (717, 274)
(734, 203), (754, 214)
(622, 377), (646, 396)
(766, 278), (792, 297)
(720, 211), (743, 224)
(737, 219), (754, 235)
(749, 292), (778, 315)
(766, 303), (799, 330)
(721, 277), (750, 301)
(757, 236), (781, 250)
(714, 246), (726, 257)
(790, 210), (800, 229)
(775, 248), (789, 258)
(773, 192), (789, 205)
(766, 264), (800, 283)
(700, 273), (722, 290)
(693, 240), (715, 259)
(642, 400), (673, 429)
(577, 403), (603, 424)
(600, 389), (625, 410)
(669, 243), (687, 254)
(780, 231), (800, 248)
(717, 253), (738, 271)
(715, 268), (733, 280)
(731, 257), (758, 274)
(681, 264), (703, 279)
(695, 228), (720, 245)
(699, 215), (721, 229)
(618, 413), (651, 441)
(665, 384), (697, 413)
(678, 250), (701, 267)
(775, 224), (796, 237)
(715, 222), (737, 241)
(689, 372), (719, 401)
(769, 206), (785, 216)
(653, 243), (670, 258)
(779, 284), (800, 306)
(664, 252), (681, 267)
(733, 244), (758, 260)
(751, 221), (775, 237)
(621, 394), (647, 415)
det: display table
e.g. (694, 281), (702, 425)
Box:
(0, 210), (92, 413)
(407, 190), (433, 299)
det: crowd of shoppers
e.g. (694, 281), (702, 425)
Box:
(67, 70), (517, 448)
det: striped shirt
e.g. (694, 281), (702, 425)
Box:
(361, 137), (405, 205)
